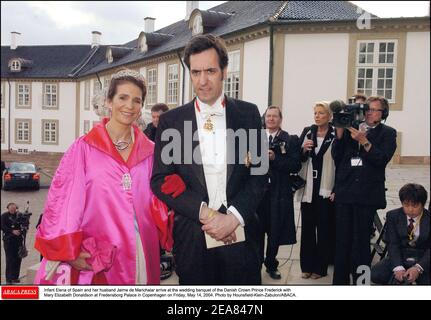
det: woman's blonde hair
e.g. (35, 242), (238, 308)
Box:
(314, 101), (331, 116)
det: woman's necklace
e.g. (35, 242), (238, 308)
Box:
(106, 123), (133, 151)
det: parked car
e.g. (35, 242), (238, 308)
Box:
(3, 162), (40, 191)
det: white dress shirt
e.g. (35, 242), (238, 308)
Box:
(195, 94), (244, 226)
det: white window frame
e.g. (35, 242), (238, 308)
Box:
(167, 64), (179, 105)
(11, 60), (21, 71)
(224, 50), (240, 99)
(192, 14), (203, 35)
(146, 67), (158, 106)
(15, 119), (31, 144)
(41, 119), (59, 145)
(43, 83), (58, 109)
(17, 83), (31, 108)
(355, 40), (397, 102)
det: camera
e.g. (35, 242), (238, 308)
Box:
(16, 212), (32, 232)
(330, 99), (369, 128)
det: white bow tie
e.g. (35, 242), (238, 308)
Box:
(196, 99), (224, 118)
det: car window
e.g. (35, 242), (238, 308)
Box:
(8, 163), (36, 173)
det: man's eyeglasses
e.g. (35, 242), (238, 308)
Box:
(367, 109), (383, 113)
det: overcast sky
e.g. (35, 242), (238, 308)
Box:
(1, 1), (429, 46)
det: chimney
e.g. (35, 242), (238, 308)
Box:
(91, 31), (101, 48)
(144, 17), (155, 33)
(185, 1), (199, 21)
(11, 31), (21, 50)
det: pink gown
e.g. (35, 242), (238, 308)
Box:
(34, 118), (160, 285)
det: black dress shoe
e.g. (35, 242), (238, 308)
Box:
(266, 269), (282, 280)
(12, 279), (21, 283)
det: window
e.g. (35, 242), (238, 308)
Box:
(192, 14), (203, 35)
(84, 120), (90, 134)
(16, 83), (31, 108)
(356, 40), (397, 102)
(84, 80), (90, 110)
(43, 83), (58, 109)
(1, 118), (4, 143)
(10, 60), (21, 72)
(139, 34), (148, 53)
(167, 64), (179, 105)
(15, 119), (31, 144)
(42, 120), (59, 144)
(147, 67), (157, 106)
(224, 50), (240, 99)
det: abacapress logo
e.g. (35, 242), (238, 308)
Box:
(1, 286), (39, 299)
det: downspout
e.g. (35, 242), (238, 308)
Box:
(267, 24), (274, 107)
(177, 51), (185, 106)
(7, 78), (11, 153)
(96, 72), (102, 88)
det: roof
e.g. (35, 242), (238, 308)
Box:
(279, 1), (376, 21)
(1, 1), (381, 79)
(1, 45), (95, 78)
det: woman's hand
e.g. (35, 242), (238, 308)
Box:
(68, 251), (92, 271)
(302, 139), (314, 153)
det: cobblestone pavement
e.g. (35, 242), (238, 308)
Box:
(1, 164), (429, 285)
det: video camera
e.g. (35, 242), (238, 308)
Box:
(330, 98), (369, 129)
(16, 201), (32, 233)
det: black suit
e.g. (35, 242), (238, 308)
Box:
(331, 123), (397, 284)
(371, 208), (430, 284)
(151, 96), (267, 285)
(257, 130), (301, 271)
(1, 211), (23, 283)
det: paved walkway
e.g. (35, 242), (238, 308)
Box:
(1, 164), (429, 285)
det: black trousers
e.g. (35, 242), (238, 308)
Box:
(300, 196), (335, 276)
(371, 257), (430, 285)
(176, 241), (261, 285)
(257, 190), (279, 271)
(3, 239), (22, 282)
(333, 204), (375, 285)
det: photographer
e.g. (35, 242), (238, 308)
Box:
(1, 203), (24, 284)
(371, 183), (429, 285)
(331, 96), (397, 285)
(257, 106), (301, 280)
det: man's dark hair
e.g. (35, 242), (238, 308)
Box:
(151, 103), (169, 113)
(399, 183), (428, 206)
(184, 34), (229, 71)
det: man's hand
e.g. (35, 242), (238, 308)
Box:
(394, 270), (406, 282)
(404, 267), (420, 283)
(268, 150), (275, 161)
(335, 127), (344, 139)
(202, 214), (240, 241)
(329, 193), (335, 202)
(12, 230), (21, 236)
(347, 127), (368, 145)
(221, 231), (237, 245)
(68, 251), (92, 271)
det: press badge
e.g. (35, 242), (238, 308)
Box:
(351, 157), (363, 167)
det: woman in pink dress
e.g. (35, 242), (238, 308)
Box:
(34, 69), (164, 285)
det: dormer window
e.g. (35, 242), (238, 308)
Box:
(10, 59), (21, 72)
(192, 14), (203, 35)
(138, 33), (148, 53)
(106, 48), (113, 63)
